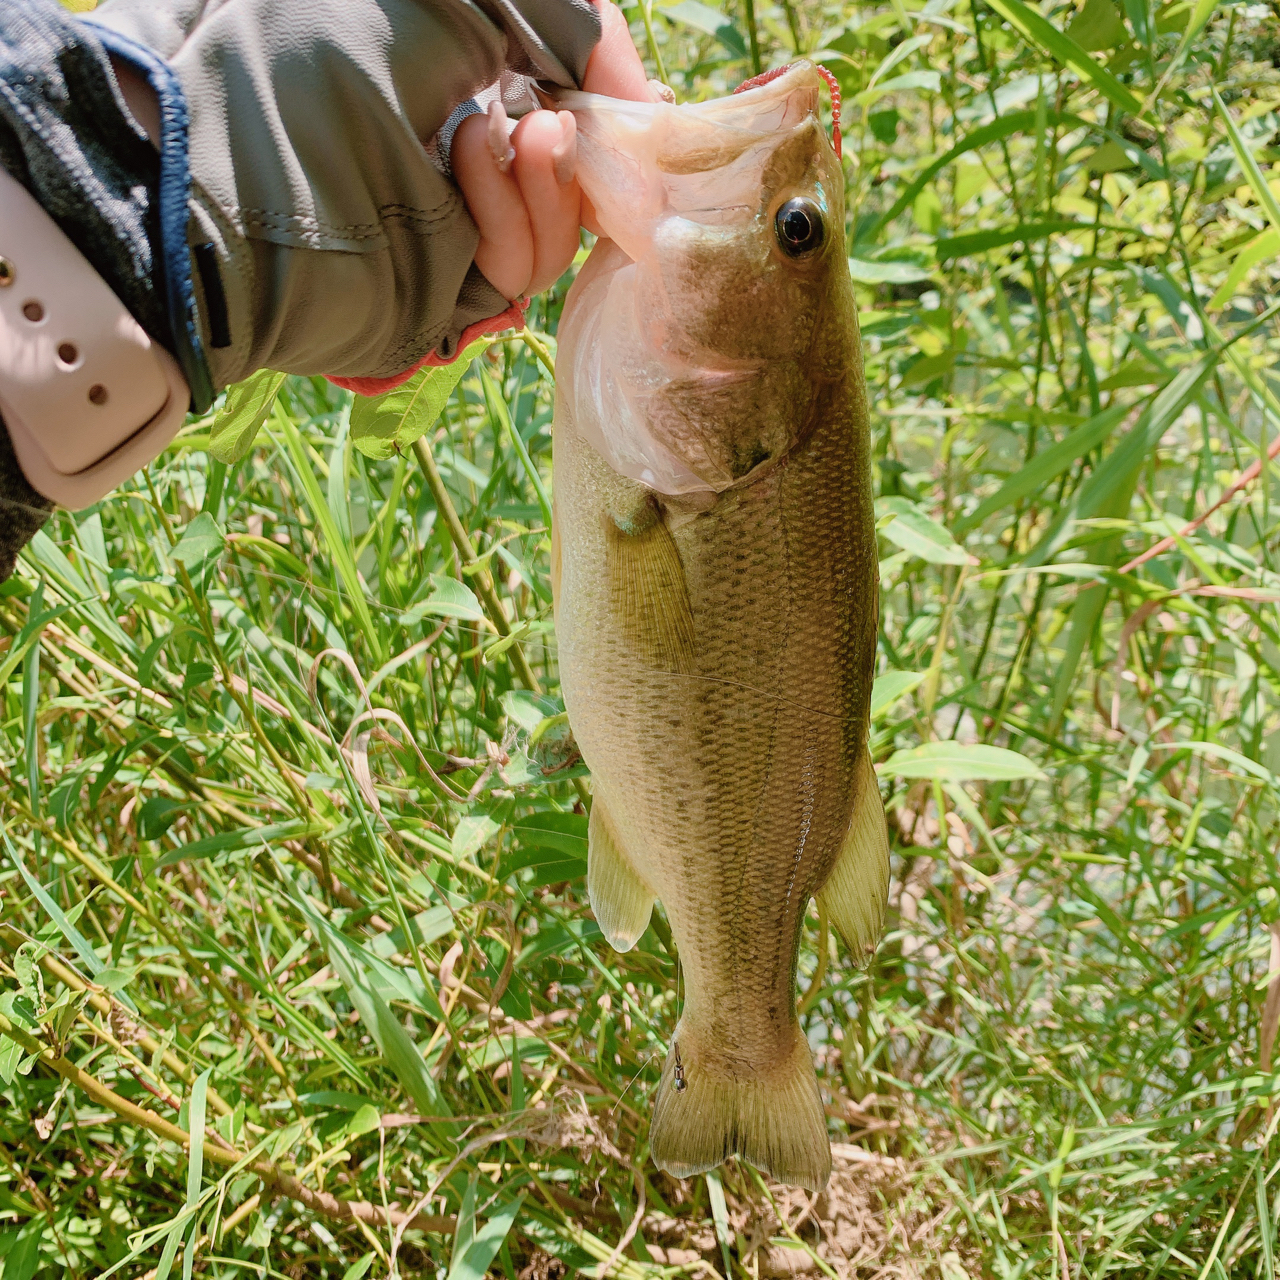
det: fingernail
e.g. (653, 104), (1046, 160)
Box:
(649, 78), (676, 104)
(551, 111), (577, 186)
(487, 99), (515, 173)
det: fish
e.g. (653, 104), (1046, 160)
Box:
(548, 62), (889, 1192)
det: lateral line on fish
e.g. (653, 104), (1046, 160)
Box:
(642, 669), (857, 724)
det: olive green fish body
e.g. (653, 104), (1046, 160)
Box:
(552, 65), (889, 1191)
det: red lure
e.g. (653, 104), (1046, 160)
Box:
(733, 62), (842, 160)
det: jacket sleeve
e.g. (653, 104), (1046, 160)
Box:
(86, 0), (603, 388)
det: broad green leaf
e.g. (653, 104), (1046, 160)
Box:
(326, 419), (352, 549)
(93, 967), (136, 993)
(169, 513), (225, 575)
(186, 1069), (210, 1205)
(1146, 740), (1275, 786)
(937, 219), (1097, 261)
(706, 1170), (733, 1280)
(1065, 0), (1127, 50)
(342, 1254), (376, 1280)
(876, 497), (968, 564)
(848, 257), (932, 284)
(867, 33), (931, 87)
(349, 337), (491, 461)
(661, 0), (747, 57)
(208, 370), (287, 464)
(1208, 228), (1280, 311)
(0, 1218), (44, 1280)
(501, 690), (562, 733)
(871, 670), (926, 718)
(452, 814), (500, 860)
(449, 1176), (478, 1277)
(402, 575), (486, 625)
(151, 819), (322, 873)
(346, 1104), (381, 1137)
(856, 69), (942, 107)
(448, 1194), (525, 1280)
(982, 0), (1145, 118)
(1086, 139), (1139, 172)
(879, 742), (1045, 781)
(298, 1091), (379, 1111)
(138, 796), (186, 841)
(955, 402), (1129, 533)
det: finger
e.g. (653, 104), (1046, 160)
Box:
(584, 0), (655, 101)
(512, 110), (583, 295)
(451, 111), (533, 300)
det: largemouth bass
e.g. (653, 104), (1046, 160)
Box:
(550, 63), (889, 1192)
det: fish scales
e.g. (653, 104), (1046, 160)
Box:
(550, 64), (890, 1191)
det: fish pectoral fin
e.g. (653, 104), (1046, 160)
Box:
(587, 796), (654, 953)
(606, 513), (695, 674)
(817, 748), (890, 966)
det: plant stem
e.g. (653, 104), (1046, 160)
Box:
(743, 0), (762, 74)
(411, 436), (543, 695)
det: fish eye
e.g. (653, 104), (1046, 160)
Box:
(774, 197), (825, 257)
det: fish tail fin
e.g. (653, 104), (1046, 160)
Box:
(649, 1019), (830, 1192)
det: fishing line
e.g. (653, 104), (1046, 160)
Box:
(611, 1049), (659, 1114)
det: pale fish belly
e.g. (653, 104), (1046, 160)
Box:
(554, 374), (877, 1067)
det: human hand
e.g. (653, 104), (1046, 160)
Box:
(451, 0), (662, 300)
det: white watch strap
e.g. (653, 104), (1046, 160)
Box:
(0, 165), (190, 510)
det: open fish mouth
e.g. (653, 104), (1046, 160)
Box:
(549, 63), (826, 259)
(549, 64), (842, 497)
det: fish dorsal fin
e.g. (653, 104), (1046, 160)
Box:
(587, 794), (654, 953)
(606, 509), (696, 673)
(817, 748), (890, 965)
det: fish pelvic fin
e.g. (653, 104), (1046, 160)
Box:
(606, 513), (695, 673)
(817, 748), (890, 966)
(650, 1019), (831, 1192)
(587, 794), (654, 952)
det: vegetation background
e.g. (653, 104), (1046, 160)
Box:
(3, 0), (1280, 1275)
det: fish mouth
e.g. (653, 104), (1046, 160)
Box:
(545, 61), (822, 141)
(543, 63), (827, 261)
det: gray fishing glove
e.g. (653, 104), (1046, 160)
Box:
(83, 0), (601, 388)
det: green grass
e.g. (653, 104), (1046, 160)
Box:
(4, 0), (1280, 1276)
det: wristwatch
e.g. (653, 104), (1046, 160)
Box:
(0, 164), (189, 509)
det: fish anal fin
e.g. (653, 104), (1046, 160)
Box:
(650, 1019), (831, 1192)
(588, 796), (654, 953)
(606, 510), (695, 674)
(817, 748), (890, 966)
